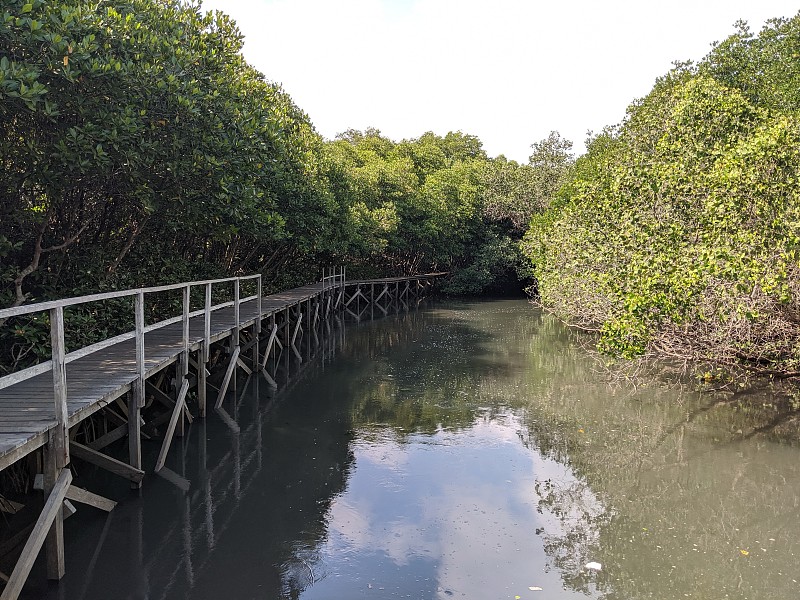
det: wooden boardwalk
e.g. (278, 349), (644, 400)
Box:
(0, 282), (319, 472)
(0, 270), (443, 599)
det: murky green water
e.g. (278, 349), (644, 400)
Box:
(30, 299), (800, 599)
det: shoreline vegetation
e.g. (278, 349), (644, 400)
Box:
(1, 2), (798, 398)
(523, 15), (800, 384)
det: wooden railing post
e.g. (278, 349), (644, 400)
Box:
(233, 278), (240, 348)
(283, 306), (290, 347)
(44, 306), (68, 579)
(129, 292), (144, 489)
(254, 275), (262, 369)
(135, 292), (145, 407)
(199, 282), (211, 418)
(181, 286), (190, 379)
(178, 284), (190, 438)
(48, 307), (69, 471)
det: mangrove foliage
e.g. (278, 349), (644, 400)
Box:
(523, 15), (800, 377)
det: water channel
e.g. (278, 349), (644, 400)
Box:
(27, 299), (800, 599)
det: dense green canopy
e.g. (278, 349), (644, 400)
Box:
(523, 15), (800, 376)
(0, 0), (550, 301)
(0, 0), (555, 371)
(3, 0), (798, 380)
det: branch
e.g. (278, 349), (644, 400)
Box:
(528, 298), (603, 333)
(108, 217), (148, 274)
(9, 220), (47, 310)
(6, 221), (88, 311)
(41, 223), (87, 254)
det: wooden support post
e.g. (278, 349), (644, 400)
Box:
(284, 327), (290, 378)
(177, 285), (190, 437)
(128, 293), (145, 489)
(45, 306), (69, 579)
(43, 440), (64, 581)
(254, 275), (262, 368)
(134, 292), (145, 410)
(198, 348), (207, 418)
(48, 307), (69, 470)
(214, 346), (240, 409)
(0, 469), (71, 600)
(230, 279), (240, 395)
(154, 379), (190, 472)
(305, 298), (311, 337)
(126, 390), (142, 490)
(233, 278), (240, 347)
(199, 282), (212, 418)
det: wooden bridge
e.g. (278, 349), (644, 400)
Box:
(0, 270), (444, 599)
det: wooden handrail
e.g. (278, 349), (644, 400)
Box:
(0, 274), (261, 320)
(0, 275), (263, 390)
(321, 266), (345, 291)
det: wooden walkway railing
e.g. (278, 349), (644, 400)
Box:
(0, 270), (444, 599)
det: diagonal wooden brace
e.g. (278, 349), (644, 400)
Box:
(214, 346), (240, 409)
(155, 378), (190, 472)
(70, 442), (144, 483)
(291, 313), (303, 346)
(345, 288), (366, 307)
(291, 313), (303, 361)
(260, 324), (278, 370)
(65, 485), (116, 512)
(1, 468), (72, 600)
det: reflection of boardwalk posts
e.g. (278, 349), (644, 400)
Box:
(0, 269), (445, 598)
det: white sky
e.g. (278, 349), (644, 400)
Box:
(201, 0), (799, 161)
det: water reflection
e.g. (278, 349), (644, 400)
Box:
(26, 299), (800, 600)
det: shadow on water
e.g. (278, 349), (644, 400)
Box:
(20, 298), (800, 600)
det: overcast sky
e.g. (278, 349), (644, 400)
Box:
(201, 0), (799, 162)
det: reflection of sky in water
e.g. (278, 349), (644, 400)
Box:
(21, 299), (800, 600)
(303, 415), (600, 599)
